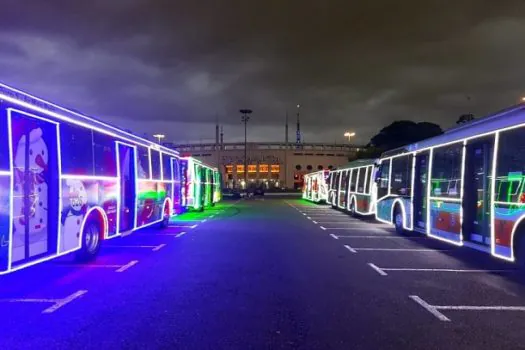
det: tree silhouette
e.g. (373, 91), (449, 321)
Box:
(456, 113), (475, 125)
(369, 120), (442, 151)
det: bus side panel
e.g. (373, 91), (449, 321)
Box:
(355, 194), (371, 214)
(429, 200), (461, 243)
(376, 197), (395, 222)
(493, 205), (525, 258)
(136, 180), (164, 227)
(60, 178), (118, 253)
(0, 175), (10, 272)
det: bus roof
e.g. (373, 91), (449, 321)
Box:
(335, 158), (376, 170)
(0, 82), (180, 157)
(381, 103), (525, 157)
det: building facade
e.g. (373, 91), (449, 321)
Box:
(165, 142), (360, 190)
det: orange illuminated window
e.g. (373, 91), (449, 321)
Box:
(236, 165), (245, 173)
(248, 165), (257, 173)
(259, 164), (269, 173)
(226, 165), (233, 173)
(271, 164), (280, 173)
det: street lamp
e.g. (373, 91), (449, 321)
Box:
(240, 109), (253, 188)
(344, 131), (356, 143)
(153, 134), (165, 144)
(521, 97), (525, 102)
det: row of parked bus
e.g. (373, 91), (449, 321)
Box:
(0, 83), (221, 274)
(303, 103), (525, 266)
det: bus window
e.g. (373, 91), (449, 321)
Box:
(137, 146), (150, 179)
(0, 113), (9, 171)
(350, 168), (358, 192)
(357, 167), (367, 193)
(150, 149), (161, 180)
(377, 160), (390, 198)
(496, 127), (525, 203)
(431, 143), (462, 198)
(365, 166), (373, 194)
(60, 123), (94, 175)
(93, 132), (117, 177)
(161, 153), (172, 181)
(391, 155), (412, 196)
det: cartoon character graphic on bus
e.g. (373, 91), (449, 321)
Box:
(12, 127), (49, 261)
(61, 179), (88, 252)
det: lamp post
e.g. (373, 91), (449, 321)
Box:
(344, 131), (356, 143)
(153, 134), (165, 144)
(240, 109), (252, 189)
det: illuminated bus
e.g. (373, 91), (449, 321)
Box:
(374, 103), (525, 264)
(0, 83), (219, 274)
(302, 170), (330, 203)
(181, 157), (220, 211)
(328, 159), (377, 215)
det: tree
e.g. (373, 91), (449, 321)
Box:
(369, 120), (443, 151)
(456, 113), (475, 124)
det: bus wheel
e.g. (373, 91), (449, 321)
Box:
(349, 200), (356, 217)
(76, 220), (101, 262)
(514, 232), (525, 269)
(394, 207), (405, 235)
(160, 203), (170, 228)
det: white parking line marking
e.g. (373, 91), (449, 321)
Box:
(175, 231), (187, 238)
(368, 263), (388, 276)
(352, 248), (450, 253)
(368, 264), (515, 276)
(409, 295), (451, 322)
(321, 227), (385, 231)
(344, 244), (357, 253)
(330, 234), (339, 240)
(191, 224), (198, 229)
(320, 226), (327, 230)
(152, 244), (166, 251)
(312, 220), (318, 224)
(334, 235), (426, 239)
(306, 217), (312, 220)
(116, 260), (139, 273)
(0, 290), (88, 314)
(42, 290), (88, 314)
(202, 219), (207, 222)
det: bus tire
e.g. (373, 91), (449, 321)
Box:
(160, 202), (170, 229)
(394, 206), (405, 235)
(76, 219), (102, 262)
(349, 199), (357, 217)
(514, 229), (525, 269)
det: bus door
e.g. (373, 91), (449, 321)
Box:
(10, 111), (59, 264)
(414, 151), (430, 231)
(463, 136), (494, 245)
(117, 144), (136, 232)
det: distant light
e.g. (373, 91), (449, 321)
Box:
(344, 132), (356, 137)
(522, 97), (525, 102)
(297, 104), (300, 108)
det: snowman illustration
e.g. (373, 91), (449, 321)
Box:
(12, 127), (49, 261)
(61, 179), (88, 252)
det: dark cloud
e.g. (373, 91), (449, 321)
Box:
(1, 0), (525, 144)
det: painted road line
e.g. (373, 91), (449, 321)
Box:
(152, 244), (166, 251)
(106, 245), (159, 249)
(321, 227), (386, 231)
(115, 260), (139, 273)
(369, 264), (516, 276)
(344, 244), (357, 253)
(368, 263), (388, 276)
(202, 219), (207, 222)
(175, 231), (187, 238)
(191, 224), (198, 229)
(0, 290), (88, 314)
(330, 234), (339, 240)
(306, 216), (312, 220)
(312, 220), (318, 224)
(409, 295), (451, 322)
(351, 248), (450, 253)
(320, 226), (327, 230)
(42, 290), (88, 314)
(334, 235), (426, 239)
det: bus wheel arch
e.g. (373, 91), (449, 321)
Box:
(76, 207), (107, 262)
(392, 200), (406, 235)
(349, 196), (357, 217)
(160, 198), (172, 228)
(511, 216), (525, 267)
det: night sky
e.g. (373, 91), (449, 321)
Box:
(1, 1), (525, 144)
